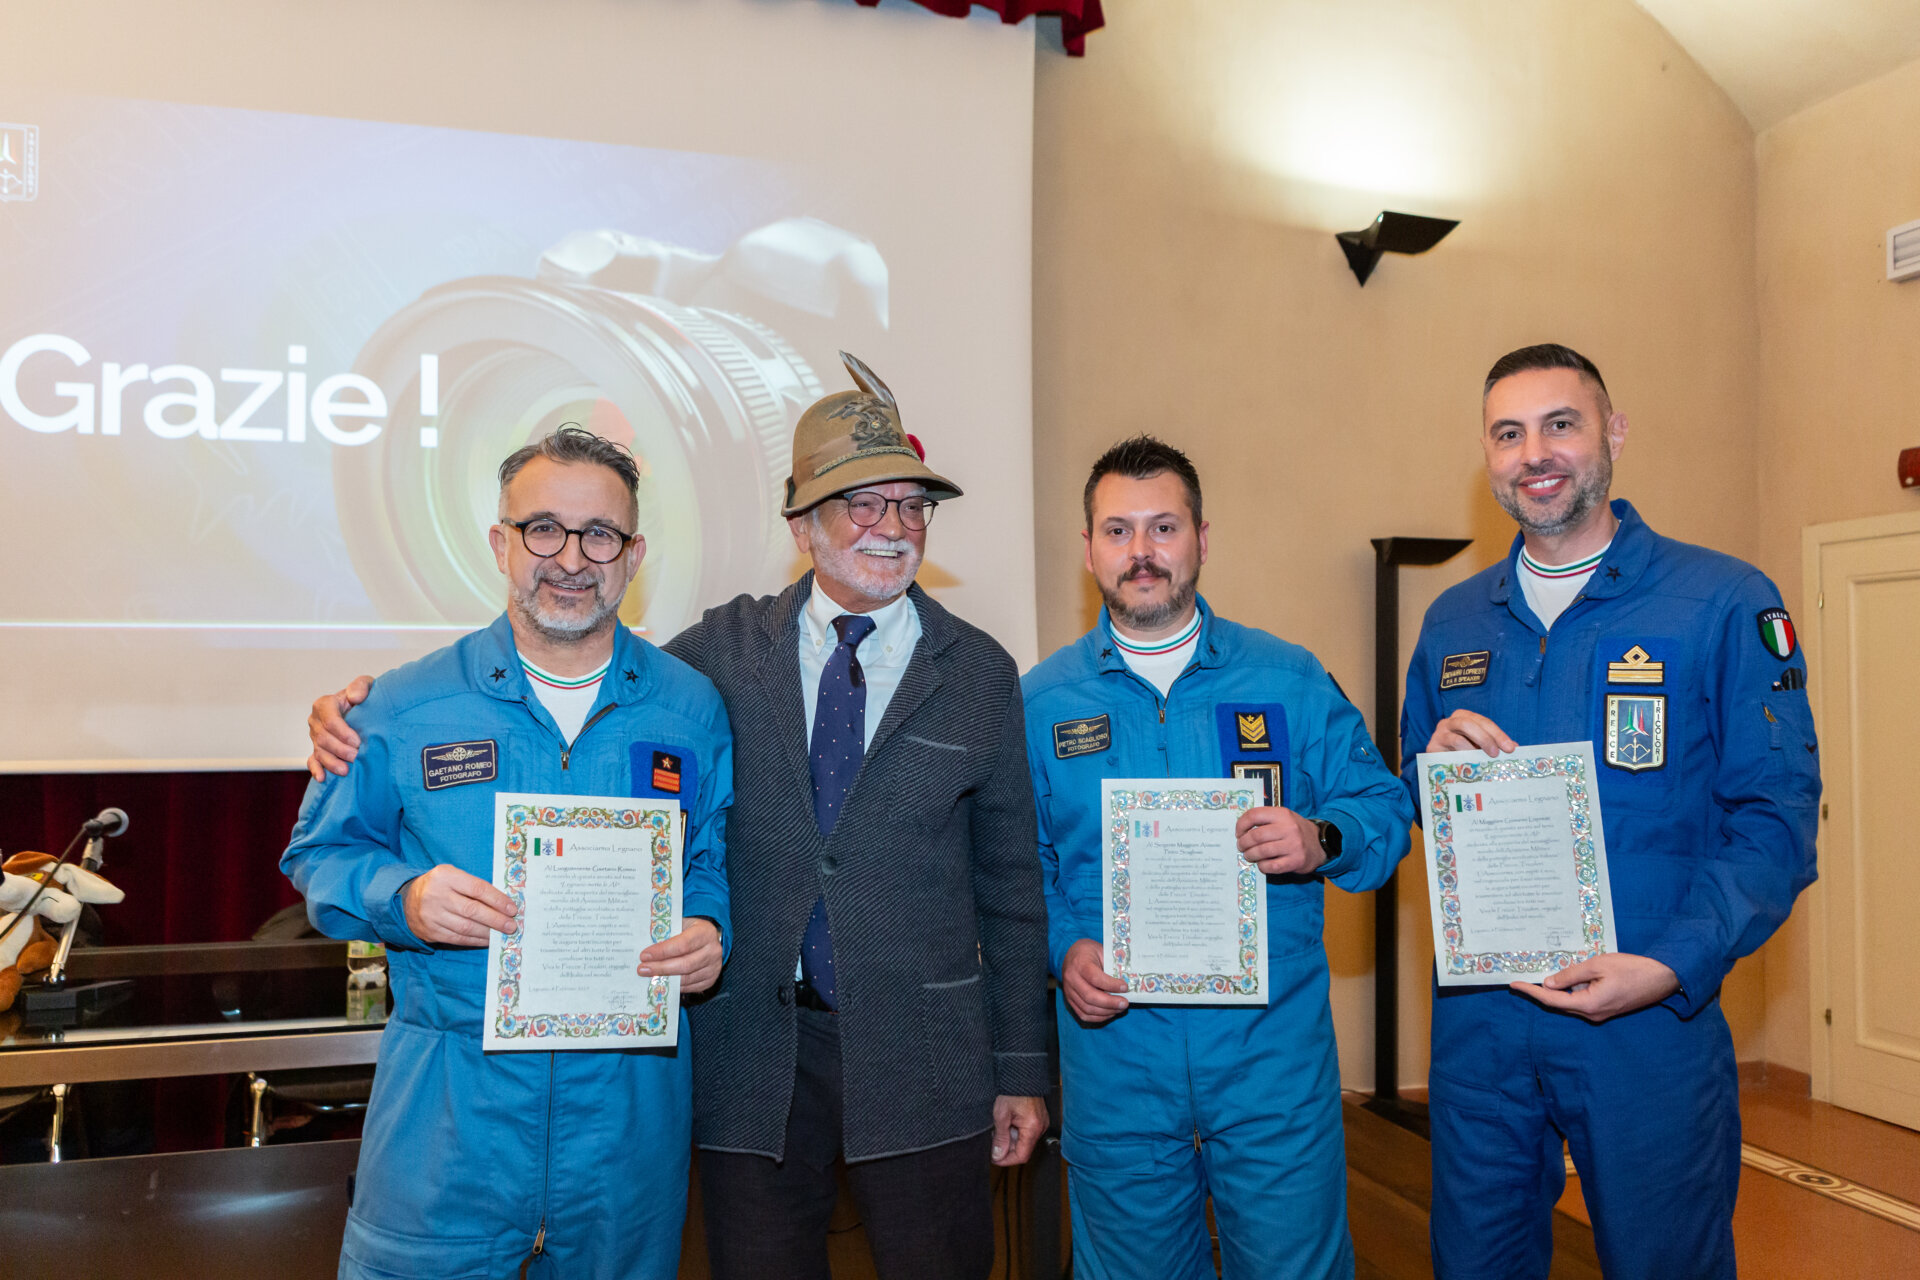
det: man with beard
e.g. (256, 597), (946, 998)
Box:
(282, 426), (732, 1279)
(1400, 344), (1819, 1279)
(1021, 435), (1413, 1279)
(305, 358), (1050, 1280)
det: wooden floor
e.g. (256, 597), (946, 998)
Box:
(680, 1067), (1920, 1278)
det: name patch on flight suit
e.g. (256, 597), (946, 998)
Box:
(1053, 714), (1112, 759)
(1439, 651), (1490, 689)
(1604, 695), (1666, 772)
(422, 740), (498, 790)
(631, 741), (699, 803)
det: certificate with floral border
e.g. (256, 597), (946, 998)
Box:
(1414, 743), (1617, 987)
(1101, 779), (1267, 1006)
(483, 792), (682, 1050)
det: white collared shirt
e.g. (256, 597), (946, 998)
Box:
(797, 579), (922, 752)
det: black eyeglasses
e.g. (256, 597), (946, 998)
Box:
(503, 518), (638, 564)
(838, 493), (938, 531)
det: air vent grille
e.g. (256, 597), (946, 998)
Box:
(1889, 219), (1920, 282)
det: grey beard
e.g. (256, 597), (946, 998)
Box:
(509, 577), (620, 645)
(1494, 455), (1613, 538)
(1105, 571), (1198, 633)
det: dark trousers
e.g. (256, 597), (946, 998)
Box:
(699, 1007), (995, 1280)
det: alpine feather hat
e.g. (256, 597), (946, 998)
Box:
(781, 352), (962, 517)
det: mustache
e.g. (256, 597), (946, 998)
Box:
(853, 535), (916, 555)
(535, 565), (601, 590)
(1120, 560), (1171, 581)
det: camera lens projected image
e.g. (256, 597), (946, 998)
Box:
(0, 91), (995, 768)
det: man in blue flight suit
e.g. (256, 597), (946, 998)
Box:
(1023, 436), (1414, 1279)
(283, 426), (732, 1280)
(1401, 345), (1820, 1279)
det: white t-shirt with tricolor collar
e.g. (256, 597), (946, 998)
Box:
(1110, 610), (1202, 697)
(520, 655), (610, 743)
(1517, 540), (1613, 631)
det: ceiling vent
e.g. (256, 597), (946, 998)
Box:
(1889, 219), (1920, 282)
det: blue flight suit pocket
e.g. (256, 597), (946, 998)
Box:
(1217, 703), (1290, 806)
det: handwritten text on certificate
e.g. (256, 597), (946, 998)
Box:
(483, 793), (682, 1050)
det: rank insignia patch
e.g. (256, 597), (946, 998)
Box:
(1235, 712), (1271, 752)
(1053, 714), (1111, 759)
(422, 740), (498, 790)
(1756, 608), (1797, 660)
(651, 750), (683, 794)
(1604, 695), (1665, 772)
(1607, 644), (1665, 685)
(1440, 651), (1490, 690)
(1772, 667), (1806, 692)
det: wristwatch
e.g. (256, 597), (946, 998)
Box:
(1312, 819), (1343, 864)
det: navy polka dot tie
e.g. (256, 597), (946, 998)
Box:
(801, 613), (875, 1010)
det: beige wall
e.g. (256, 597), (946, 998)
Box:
(1752, 56), (1920, 1076)
(1032, 0), (1767, 1089)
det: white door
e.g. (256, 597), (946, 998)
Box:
(1807, 513), (1920, 1130)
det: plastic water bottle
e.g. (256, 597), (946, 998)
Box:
(345, 940), (389, 1023)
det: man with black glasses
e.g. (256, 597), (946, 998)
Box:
(306, 358), (1050, 1280)
(284, 425), (732, 1279)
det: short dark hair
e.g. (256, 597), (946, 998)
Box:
(1483, 343), (1612, 414)
(497, 424), (641, 524)
(1083, 435), (1203, 530)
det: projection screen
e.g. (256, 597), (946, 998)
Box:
(0, 0), (1037, 771)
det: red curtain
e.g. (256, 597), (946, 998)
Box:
(0, 771), (309, 947)
(856, 0), (1105, 55)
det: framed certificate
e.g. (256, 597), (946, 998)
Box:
(1102, 779), (1268, 1005)
(483, 793), (682, 1050)
(1414, 743), (1618, 986)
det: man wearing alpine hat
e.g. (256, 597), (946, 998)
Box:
(305, 355), (1050, 1280)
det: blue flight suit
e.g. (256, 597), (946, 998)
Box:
(1400, 501), (1820, 1280)
(283, 616), (733, 1280)
(1024, 600), (1414, 1280)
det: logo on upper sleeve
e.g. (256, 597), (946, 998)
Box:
(651, 750), (683, 794)
(1439, 651), (1490, 689)
(1756, 609), (1797, 660)
(422, 740), (498, 790)
(1053, 714), (1111, 759)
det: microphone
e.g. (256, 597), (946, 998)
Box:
(83, 808), (129, 838)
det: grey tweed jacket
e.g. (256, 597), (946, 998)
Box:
(664, 574), (1050, 1162)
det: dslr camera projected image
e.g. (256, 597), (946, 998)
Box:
(0, 94), (902, 764)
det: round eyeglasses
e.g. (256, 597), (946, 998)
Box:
(838, 493), (938, 531)
(502, 518), (638, 564)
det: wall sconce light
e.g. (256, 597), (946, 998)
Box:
(1336, 211), (1459, 286)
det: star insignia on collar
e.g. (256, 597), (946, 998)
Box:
(1605, 566), (1621, 582)
(624, 669), (638, 682)
(489, 667), (507, 682)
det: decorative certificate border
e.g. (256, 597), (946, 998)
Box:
(1105, 784), (1262, 999)
(491, 801), (676, 1042)
(1423, 751), (1608, 978)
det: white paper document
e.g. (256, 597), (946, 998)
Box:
(1102, 779), (1268, 1005)
(483, 793), (683, 1049)
(1414, 743), (1617, 986)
